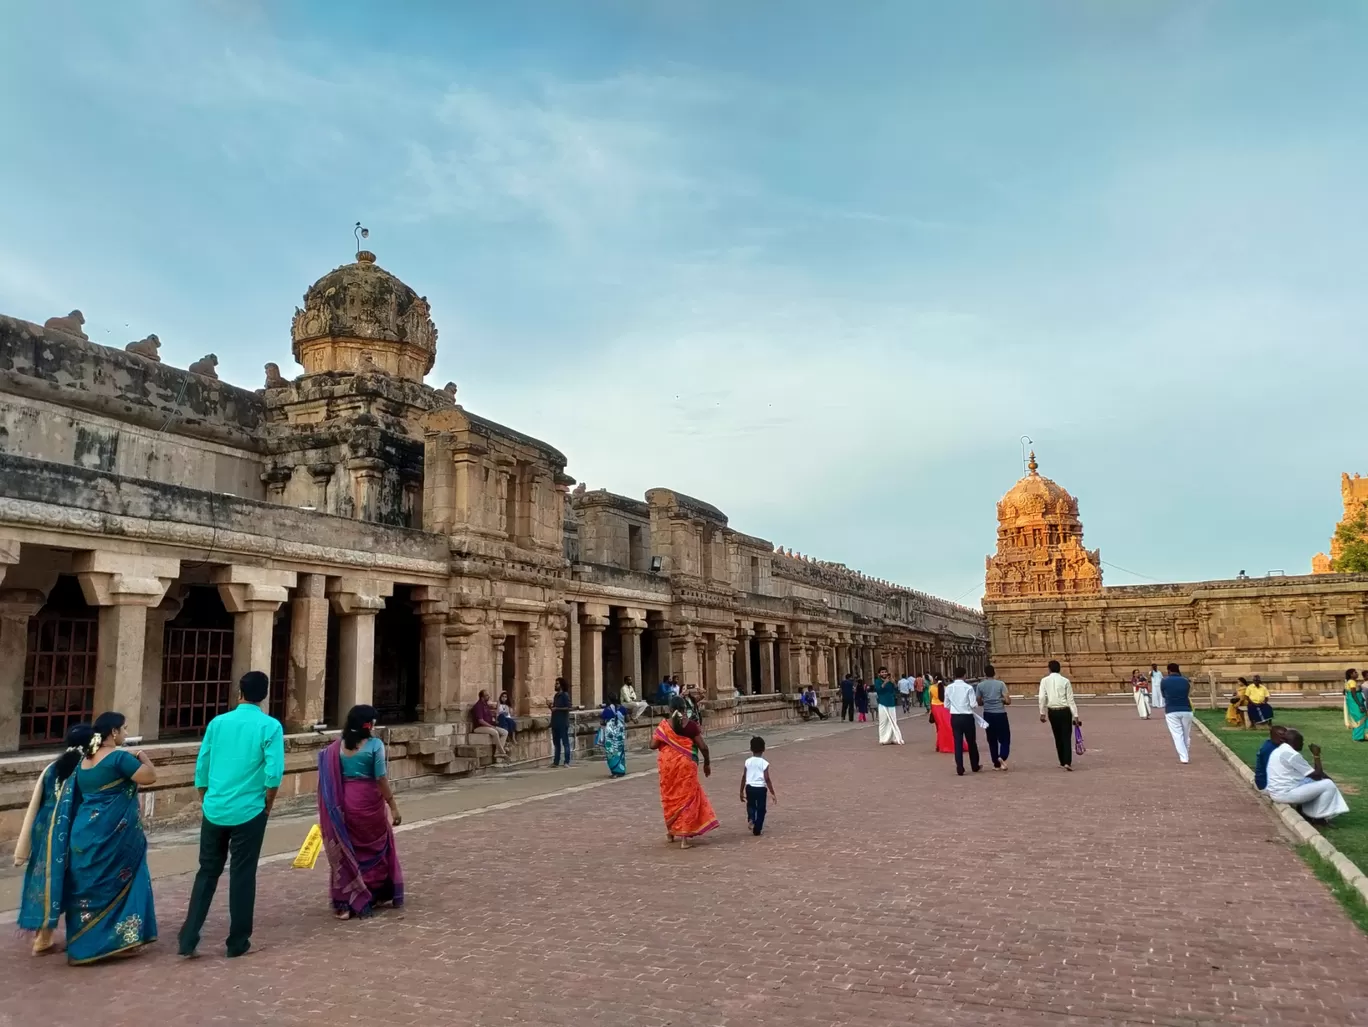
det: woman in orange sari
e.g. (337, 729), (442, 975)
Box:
(651, 697), (719, 849)
(928, 677), (961, 754)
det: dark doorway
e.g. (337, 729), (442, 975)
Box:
(373, 586), (420, 724)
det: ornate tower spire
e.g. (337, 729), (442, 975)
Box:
(984, 457), (1101, 600)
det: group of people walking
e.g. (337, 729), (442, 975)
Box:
(15, 671), (406, 964)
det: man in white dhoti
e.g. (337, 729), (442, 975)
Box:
(1133, 676), (1151, 719)
(1150, 664), (1164, 711)
(1266, 729), (1350, 824)
(873, 668), (904, 745)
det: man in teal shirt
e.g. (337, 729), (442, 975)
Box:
(178, 670), (285, 958)
(873, 666), (904, 745)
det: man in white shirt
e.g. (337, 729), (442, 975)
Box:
(1038, 660), (1081, 771)
(1266, 729), (1350, 823)
(618, 677), (649, 721)
(944, 668), (982, 775)
(897, 674), (913, 713)
(1149, 664), (1164, 711)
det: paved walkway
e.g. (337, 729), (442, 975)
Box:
(4, 706), (1366, 1027)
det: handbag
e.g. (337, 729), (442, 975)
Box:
(1074, 725), (1086, 756)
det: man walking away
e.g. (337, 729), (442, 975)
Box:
(839, 674), (856, 722)
(975, 664), (1011, 770)
(178, 671), (285, 959)
(897, 674), (913, 713)
(1038, 661), (1081, 771)
(1160, 663), (1194, 764)
(945, 668), (981, 775)
(1150, 663), (1165, 712)
(874, 668), (904, 745)
(914, 674), (927, 709)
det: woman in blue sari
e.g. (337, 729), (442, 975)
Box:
(14, 724), (89, 956)
(598, 704), (628, 777)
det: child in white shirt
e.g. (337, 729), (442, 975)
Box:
(739, 736), (778, 836)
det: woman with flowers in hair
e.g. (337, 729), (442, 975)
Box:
(14, 711), (158, 962)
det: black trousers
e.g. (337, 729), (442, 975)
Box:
(178, 809), (268, 957)
(1048, 707), (1074, 767)
(840, 698), (854, 721)
(949, 713), (981, 773)
(984, 711), (1011, 766)
(745, 785), (769, 835)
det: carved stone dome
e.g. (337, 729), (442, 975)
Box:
(291, 251), (437, 381)
(996, 452), (1079, 522)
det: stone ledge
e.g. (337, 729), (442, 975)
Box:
(1193, 716), (1368, 906)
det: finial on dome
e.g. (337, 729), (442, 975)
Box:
(356, 250), (376, 264)
(1027, 450), (1038, 474)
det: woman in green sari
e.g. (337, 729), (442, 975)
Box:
(16, 712), (159, 963)
(1345, 669), (1367, 742)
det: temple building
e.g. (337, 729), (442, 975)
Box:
(983, 457), (1368, 695)
(1311, 472), (1368, 574)
(0, 247), (985, 845)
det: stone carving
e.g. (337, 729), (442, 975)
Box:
(357, 352), (380, 375)
(125, 334), (161, 362)
(263, 362), (289, 388)
(188, 354), (219, 379)
(290, 251), (438, 381)
(441, 381), (458, 401)
(44, 310), (87, 340)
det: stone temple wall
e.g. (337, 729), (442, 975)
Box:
(984, 573), (1368, 694)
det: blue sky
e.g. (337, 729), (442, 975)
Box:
(2, 1), (1365, 606)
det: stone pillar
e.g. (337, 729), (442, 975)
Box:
(214, 566), (297, 690)
(0, 589), (44, 753)
(329, 578), (392, 714)
(776, 629), (793, 694)
(138, 592), (183, 742)
(288, 574), (330, 729)
(756, 625), (776, 694)
(650, 617), (672, 683)
(414, 586), (450, 724)
(579, 604), (609, 707)
(74, 553), (178, 738)
(621, 607), (646, 699)
(733, 623), (754, 696)
(563, 601), (580, 687)
(0, 540), (18, 588)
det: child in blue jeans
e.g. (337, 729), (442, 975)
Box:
(740, 736), (778, 836)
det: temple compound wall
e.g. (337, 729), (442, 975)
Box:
(983, 455), (1368, 694)
(0, 251), (985, 846)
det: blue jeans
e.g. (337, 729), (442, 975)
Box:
(745, 785), (768, 835)
(551, 720), (571, 765)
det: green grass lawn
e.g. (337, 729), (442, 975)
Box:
(1194, 706), (1368, 873)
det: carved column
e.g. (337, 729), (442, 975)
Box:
(563, 601), (580, 687)
(75, 553), (178, 738)
(0, 540), (19, 588)
(348, 457), (387, 523)
(288, 574), (330, 730)
(414, 586), (450, 724)
(620, 609), (646, 701)
(733, 622), (754, 696)
(0, 589), (44, 753)
(650, 615), (672, 683)
(579, 605), (609, 707)
(139, 591), (184, 742)
(776, 628), (794, 694)
(215, 566), (297, 689)
(308, 463), (335, 512)
(756, 624), (777, 694)
(329, 578), (392, 713)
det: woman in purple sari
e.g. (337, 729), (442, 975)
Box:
(318, 705), (404, 920)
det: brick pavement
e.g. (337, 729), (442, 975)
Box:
(3, 706), (1366, 1027)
